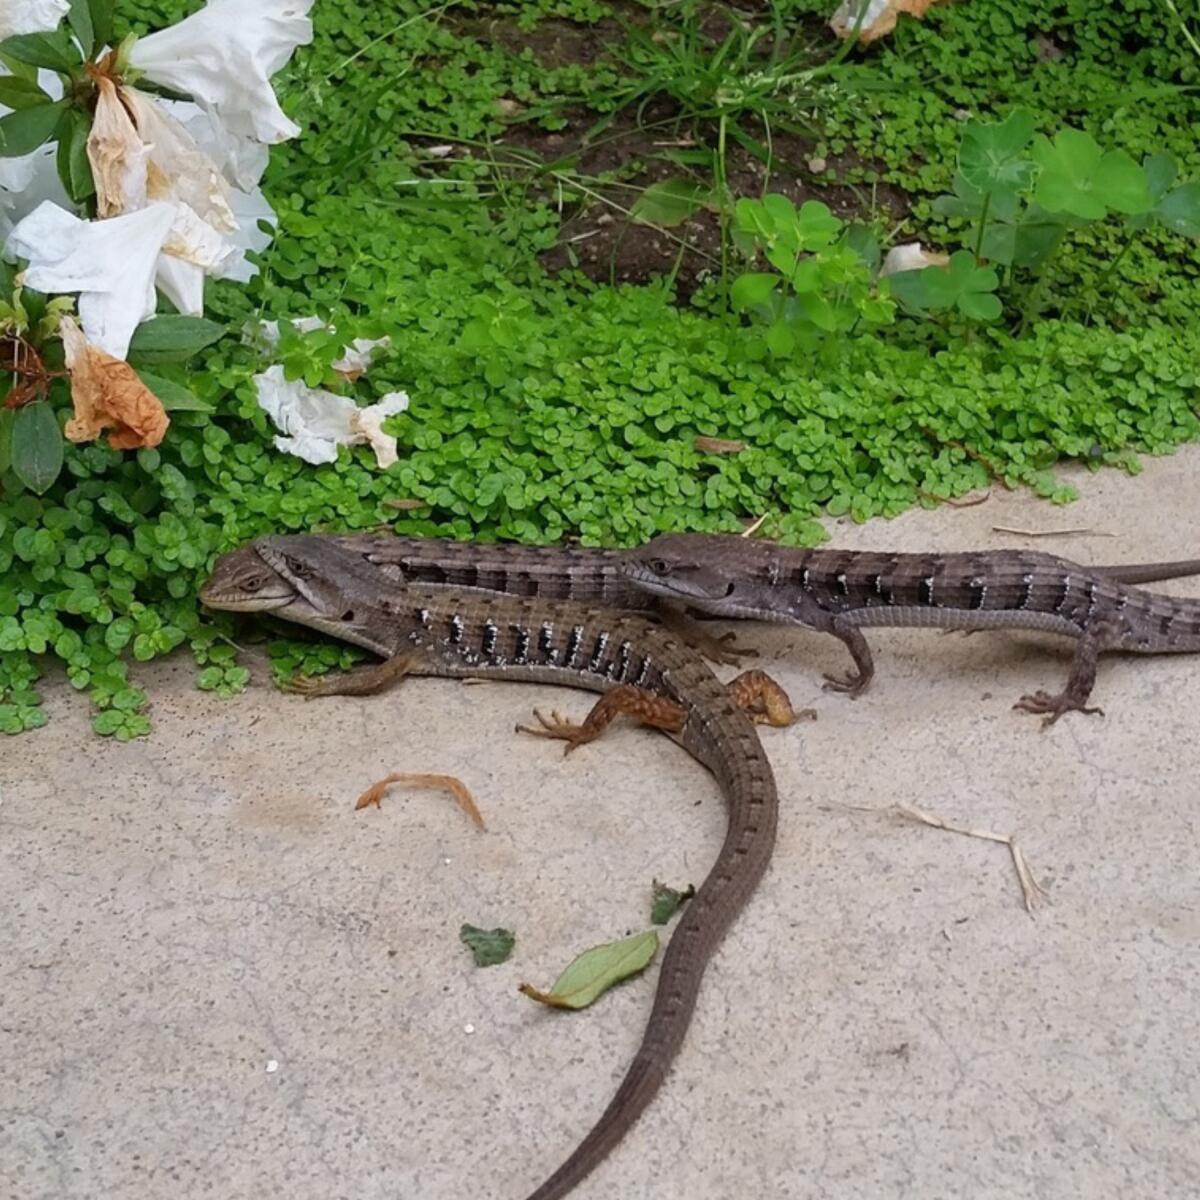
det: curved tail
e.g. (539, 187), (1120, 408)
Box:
(524, 1045), (672, 1200)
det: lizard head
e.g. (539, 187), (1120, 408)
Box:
(202, 535), (400, 656)
(618, 532), (784, 619)
(620, 533), (745, 600)
(199, 543), (297, 612)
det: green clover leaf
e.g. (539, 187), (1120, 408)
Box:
(1032, 129), (1151, 220)
(958, 110), (1035, 198)
(904, 251), (1002, 321)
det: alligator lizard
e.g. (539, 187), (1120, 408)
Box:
(200, 534), (791, 1200)
(333, 531), (1200, 604)
(327, 532), (1200, 674)
(620, 532), (1200, 723)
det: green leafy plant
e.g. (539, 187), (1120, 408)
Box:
(897, 112), (1200, 330)
(730, 194), (895, 355)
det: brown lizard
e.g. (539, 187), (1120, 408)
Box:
(325, 532), (1200, 673)
(199, 534), (794, 1200)
(619, 532), (1200, 724)
(331, 530), (1200, 605)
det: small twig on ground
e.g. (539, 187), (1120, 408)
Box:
(741, 514), (769, 537)
(992, 524), (1114, 538)
(355, 771), (487, 830)
(827, 801), (1047, 913)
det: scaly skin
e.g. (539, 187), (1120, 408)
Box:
(619, 532), (1200, 724)
(200, 535), (785, 1200)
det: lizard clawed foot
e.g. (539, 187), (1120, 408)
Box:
(1013, 689), (1104, 729)
(515, 707), (590, 756)
(282, 672), (326, 699)
(703, 631), (759, 666)
(822, 671), (867, 698)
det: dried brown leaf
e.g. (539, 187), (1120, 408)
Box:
(694, 436), (746, 454)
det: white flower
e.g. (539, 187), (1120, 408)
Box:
(158, 98), (271, 193)
(0, 0), (69, 38)
(254, 364), (409, 468)
(127, 0), (315, 145)
(82, 79), (275, 310)
(220, 185), (277, 281)
(5, 200), (177, 358)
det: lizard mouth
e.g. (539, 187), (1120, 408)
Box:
(198, 586), (296, 612)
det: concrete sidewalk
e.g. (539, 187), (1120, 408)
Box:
(4, 450), (1200, 1200)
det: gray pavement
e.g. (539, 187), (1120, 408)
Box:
(4, 449), (1200, 1200)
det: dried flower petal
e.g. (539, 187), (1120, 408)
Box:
(59, 316), (170, 450)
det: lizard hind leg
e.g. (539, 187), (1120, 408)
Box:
(820, 620), (875, 698)
(517, 684), (688, 756)
(1012, 622), (1119, 729)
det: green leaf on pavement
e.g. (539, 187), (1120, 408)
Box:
(519, 929), (658, 1009)
(650, 880), (695, 926)
(460, 923), (516, 968)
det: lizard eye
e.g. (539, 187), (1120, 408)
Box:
(242, 574), (262, 592)
(648, 558), (672, 576)
(284, 555), (312, 579)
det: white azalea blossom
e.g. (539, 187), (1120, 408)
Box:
(221, 186), (277, 281)
(6, 200), (177, 358)
(0, 0), (69, 38)
(128, 0), (315, 144)
(82, 78), (275, 308)
(159, 98), (271, 193)
(255, 365), (409, 468)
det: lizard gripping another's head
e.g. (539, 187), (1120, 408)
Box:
(618, 533), (786, 619)
(200, 535), (398, 654)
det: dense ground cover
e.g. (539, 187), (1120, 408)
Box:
(3, 0), (1199, 735)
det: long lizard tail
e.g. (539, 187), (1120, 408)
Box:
(1092, 558), (1200, 585)
(523, 1047), (670, 1200)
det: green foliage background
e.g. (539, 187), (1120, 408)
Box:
(2, 0), (1199, 735)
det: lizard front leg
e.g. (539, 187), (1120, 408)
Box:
(518, 670), (800, 755)
(285, 653), (418, 698)
(656, 606), (757, 667)
(1012, 621), (1120, 728)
